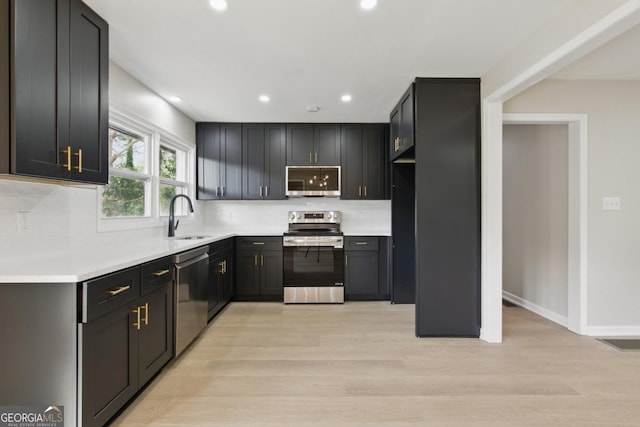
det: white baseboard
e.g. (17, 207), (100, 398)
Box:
(587, 325), (640, 337)
(502, 291), (568, 328)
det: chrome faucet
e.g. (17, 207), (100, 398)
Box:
(168, 194), (194, 237)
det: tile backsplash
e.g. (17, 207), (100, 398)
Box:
(0, 180), (390, 262)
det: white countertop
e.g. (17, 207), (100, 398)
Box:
(0, 229), (390, 284)
(0, 232), (235, 284)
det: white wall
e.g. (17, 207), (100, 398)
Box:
(0, 62), (198, 260)
(502, 124), (568, 320)
(504, 79), (640, 331)
(202, 199), (390, 236)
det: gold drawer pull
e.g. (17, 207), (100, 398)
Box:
(107, 284), (131, 296)
(252, 242), (265, 245)
(355, 242), (369, 245)
(152, 269), (170, 277)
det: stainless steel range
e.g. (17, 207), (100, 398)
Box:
(283, 211), (344, 303)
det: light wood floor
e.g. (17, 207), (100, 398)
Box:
(111, 302), (640, 426)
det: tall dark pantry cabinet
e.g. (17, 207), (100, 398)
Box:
(391, 78), (480, 337)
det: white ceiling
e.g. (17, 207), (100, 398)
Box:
(83, 0), (634, 123)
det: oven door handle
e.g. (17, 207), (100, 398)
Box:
(283, 241), (343, 248)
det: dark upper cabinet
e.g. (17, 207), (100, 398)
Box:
(287, 123), (340, 166)
(2, 0), (108, 184)
(390, 85), (414, 161)
(196, 123), (242, 200)
(340, 124), (387, 200)
(242, 123), (286, 199)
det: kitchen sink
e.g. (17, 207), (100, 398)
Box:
(174, 235), (210, 240)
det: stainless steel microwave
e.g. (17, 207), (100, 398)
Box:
(285, 166), (341, 197)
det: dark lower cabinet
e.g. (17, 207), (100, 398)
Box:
(81, 299), (138, 427)
(208, 238), (234, 320)
(235, 236), (283, 301)
(344, 236), (390, 300)
(137, 284), (174, 385)
(80, 258), (174, 427)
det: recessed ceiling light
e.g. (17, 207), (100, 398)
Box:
(259, 95), (270, 103)
(341, 94), (352, 102)
(360, 0), (377, 10)
(168, 96), (182, 103)
(209, 0), (228, 11)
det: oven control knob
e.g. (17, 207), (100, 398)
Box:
(289, 213), (296, 221)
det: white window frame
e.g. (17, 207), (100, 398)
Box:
(98, 108), (196, 232)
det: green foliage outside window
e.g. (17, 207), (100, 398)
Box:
(102, 129), (146, 218)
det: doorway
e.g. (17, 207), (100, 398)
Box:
(502, 113), (588, 335)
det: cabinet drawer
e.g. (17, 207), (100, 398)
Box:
(82, 267), (141, 323)
(345, 236), (379, 251)
(141, 256), (173, 295)
(236, 236), (282, 252)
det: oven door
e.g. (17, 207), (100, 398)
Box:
(283, 244), (344, 287)
(283, 243), (344, 303)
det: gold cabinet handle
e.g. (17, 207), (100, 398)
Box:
(61, 146), (72, 171)
(74, 148), (82, 172)
(142, 303), (149, 326)
(309, 153), (312, 163)
(107, 284), (131, 297)
(218, 260), (225, 274)
(358, 186), (362, 197)
(394, 137), (401, 152)
(223, 260), (227, 274)
(315, 152), (318, 163)
(254, 254), (258, 266)
(364, 186), (367, 197)
(253, 242), (264, 246)
(265, 186), (269, 197)
(259, 186), (263, 197)
(152, 269), (170, 277)
(260, 254), (264, 266)
(355, 242), (368, 245)
(132, 307), (141, 330)
(345, 254), (348, 266)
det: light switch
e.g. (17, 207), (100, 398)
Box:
(602, 197), (621, 211)
(16, 211), (31, 231)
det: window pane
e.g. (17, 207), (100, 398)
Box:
(160, 184), (187, 217)
(110, 128), (146, 172)
(102, 176), (147, 217)
(159, 146), (177, 180)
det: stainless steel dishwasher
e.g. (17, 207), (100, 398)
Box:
(173, 246), (209, 356)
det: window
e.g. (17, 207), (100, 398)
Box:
(99, 110), (194, 230)
(102, 128), (150, 218)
